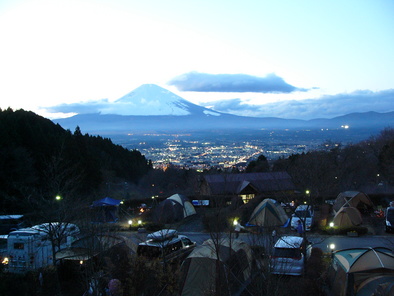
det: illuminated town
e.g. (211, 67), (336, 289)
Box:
(117, 128), (351, 170)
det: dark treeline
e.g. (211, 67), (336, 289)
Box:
(245, 127), (394, 202)
(0, 108), (152, 212)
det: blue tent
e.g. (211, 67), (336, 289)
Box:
(91, 197), (121, 223)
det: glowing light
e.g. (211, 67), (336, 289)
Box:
(80, 260), (84, 265)
(329, 243), (336, 251)
(329, 222), (334, 227)
(128, 220), (132, 225)
(138, 220), (142, 225)
(233, 219), (238, 226)
(55, 195), (62, 201)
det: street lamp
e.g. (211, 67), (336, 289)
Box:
(55, 195), (62, 201)
(329, 243), (336, 258)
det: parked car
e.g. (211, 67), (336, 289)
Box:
(290, 205), (314, 231)
(270, 235), (311, 276)
(385, 207), (394, 233)
(137, 229), (196, 263)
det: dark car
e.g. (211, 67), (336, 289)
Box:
(137, 229), (196, 264)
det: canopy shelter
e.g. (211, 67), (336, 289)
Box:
(91, 197), (121, 223)
(328, 247), (394, 296)
(333, 191), (374, 214)
(153, 194), (196, 224)
(179, 238), (256, 296)
(247, 198), (289, 227)
(333, 206), (363, 227)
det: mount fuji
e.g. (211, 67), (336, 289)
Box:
(112, 84), (222, 117)
(52, 84), (394, 135)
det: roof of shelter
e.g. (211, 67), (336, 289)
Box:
(203, 172), (295, 195)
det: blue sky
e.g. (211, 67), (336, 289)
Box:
(0, 0), (393, 119)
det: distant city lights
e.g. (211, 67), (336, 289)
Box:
(341, 125), (350, 129)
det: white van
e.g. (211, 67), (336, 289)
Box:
(270, 235), (311, 276)
(290, 205), (314, 231)
(6, 222), (79, 273)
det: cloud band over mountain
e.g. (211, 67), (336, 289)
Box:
(168, 72), (307, 93)
(202, 89), (394, 119)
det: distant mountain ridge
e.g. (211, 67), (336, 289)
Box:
(53, 84), (394, 135)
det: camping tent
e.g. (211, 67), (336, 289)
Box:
(328, 247), (394, 296)
(91, 197), (121, 223)
(168, 194), (196, 218)
(153, 194), (196, 224)
(333, 206), (362, 227)
(179, 238), (256, 296)
(333, 191), (374, 214)
(248, 198), (289, 227)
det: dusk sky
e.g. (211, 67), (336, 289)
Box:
(1, 0), (393, 120)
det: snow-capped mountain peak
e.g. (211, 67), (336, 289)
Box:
(114, 84), (213, 116)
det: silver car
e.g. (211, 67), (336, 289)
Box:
(270, 235), (311, 276)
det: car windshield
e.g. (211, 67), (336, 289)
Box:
(295, 210), (311, 218)
(273, 248), (301, 259)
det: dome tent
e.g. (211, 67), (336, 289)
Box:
(153, 194), (196, 224)
(333, 206), (362, 227)
(167, 194), (196, 218)
(179, 238), (256, 296)
(247, 198), (289, 227)
(333, 191), (374, 214)
(328, 247), (394, 296)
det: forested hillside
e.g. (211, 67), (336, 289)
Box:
(0, 108), (151, 212)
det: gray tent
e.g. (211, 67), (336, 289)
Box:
(179, 238), (256, 296)
(248, 198), (289, 227)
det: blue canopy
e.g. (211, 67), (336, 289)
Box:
(92, 197), (121, 207)
(91, 197), (121, 223)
